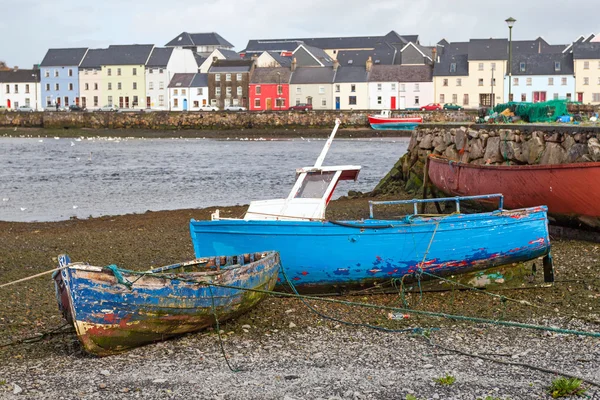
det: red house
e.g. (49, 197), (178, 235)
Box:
(249, 67), (291, 111)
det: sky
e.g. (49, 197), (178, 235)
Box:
(2, 0), (599, 69)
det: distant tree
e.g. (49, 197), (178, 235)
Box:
(0, 60), (10, 71)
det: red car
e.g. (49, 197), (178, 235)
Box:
(288, 103), (313, 111)
(420, 103), (442, 111)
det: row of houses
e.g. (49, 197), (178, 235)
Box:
(3, 31), (600, 111)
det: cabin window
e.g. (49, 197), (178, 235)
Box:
(295, 172), (336, 199)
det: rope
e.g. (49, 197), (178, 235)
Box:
(0, 323), (73, 349)
(0, 265), (69, 288)
(208, 284), (240, 372)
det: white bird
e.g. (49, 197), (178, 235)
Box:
(72, 205), (78, 209)
(2, 198), (8, 202)
(70, 141), (75, 146)
(76, 157), (81, 161)
(54, 137), (59, 140)
(20, 207), (27, 211)
(38, 139), (43, 143)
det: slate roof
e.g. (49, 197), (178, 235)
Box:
(290, 67), (335, 84)
(267, 52), (293, 67)
(40, 48), (88, 67)
(250, 67), (292, 84)
(333, 66), (368, 83)
(510, 52), (574, 75)
(193, 53), (205, 67)
(103, 45), (154, 65)
(433, 53), (469, 77)
(168, 73), (195, 88)
(165, 32), (233, 48)
(209, 60), (253, 73)
(511, 38), (568, 55)
(468, 39), (508, 60)
(190, 73), (209, 87)
(146, 47), (173, 67)
(80, 49), (107, 68)
(369, 65), (432, 82)
(242, 40), (304, 54)
(300, 45), (334, 66)
(218, 49), (241, 60)
(573, 42), (600, 59)
(0, 69), (40, 83)
(337, 43), (396, 67)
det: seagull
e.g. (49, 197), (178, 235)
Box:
(20, 207), (27, 211)
(2, 198), (8, 202)
(54, 137), (59, 140)
(72, 205), (78, 209)
(38, 139), (43, 143)
(70, 141), (75, 146)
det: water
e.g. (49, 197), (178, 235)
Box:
(0, 136), (408, 222)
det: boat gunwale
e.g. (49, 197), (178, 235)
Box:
(429, 154), (600, 171)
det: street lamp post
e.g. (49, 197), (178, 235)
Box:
(276, 72), (281, 111)
(506, 17), (516, 103)
(491, 65), (495, 109)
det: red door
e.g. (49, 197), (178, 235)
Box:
(533, 92), (540, 103)
(577, 92), (584, 102)
(6, 99), (10, 109)
(391, 97), (396, 109)
(540, 92), (546, 102)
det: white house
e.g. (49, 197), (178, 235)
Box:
(168, 73), (209, 111)
(146, 47), (198, 110)
(188, 73), (209, 110)
(0, 69), (42, 110)
(198, 49), (240, 73)
(368, 65), (433, 110)
(332, 64), (369, 110)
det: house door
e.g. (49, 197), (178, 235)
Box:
(183, 99), (188, 111)
(75, 97), (80, 106)
(540, 92), (546, 102)
(119, 97), (124, 108)
(146, 97), (151, 108)
(6, 99), (10, 109)
(399, 97), (406, 110)
(266, 98), (272, 110)
(125, 97), (130, 108)
(533, 92), (540, 103)
(335, 97), (340, 110)
(64, 97), (69, 106)
(81, 97), (87, 108)
(391, 97), (396, 109)
(577, 92), (583, 102)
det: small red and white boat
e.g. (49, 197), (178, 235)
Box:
(367, 110), (423, 131)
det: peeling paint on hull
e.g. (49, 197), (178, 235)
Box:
(54, 252), (280, 356)
(190, 207), (551, 294)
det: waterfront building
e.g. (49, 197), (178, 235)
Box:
(0, 68), (41, 110)
(40, 48), (88, 108)
(79, 49), (106, 110)
(332, 62), (370, 110)
(198, 49), (240, 73)
(165, 32), (234, 58)
(573, 42), (600, 104)
(207, 60), (254, 109)
(368, 64), (433, 110)
(146, 47), (198, 110)
(289, 66), (335, 110)
(249, 67), (291, 111)
(168, 73), (209, 111)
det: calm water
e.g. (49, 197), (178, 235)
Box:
(0, 135), (408, 222)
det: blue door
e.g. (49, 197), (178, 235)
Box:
(183, 99), (188, 111)
(335, 97), (340, 110)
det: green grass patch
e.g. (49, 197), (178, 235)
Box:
(434, 374), (456, 386)
(547, 377), (587, 398)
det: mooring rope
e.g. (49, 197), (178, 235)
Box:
(208, 284), (240, 373)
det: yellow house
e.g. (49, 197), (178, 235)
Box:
(101, 45), (154, 109)
(573, 42), (600, 104)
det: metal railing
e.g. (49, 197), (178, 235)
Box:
(368, 194), (504, 218)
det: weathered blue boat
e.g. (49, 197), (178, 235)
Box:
(189, 120), (552, 294)
(53, 251), (280, 356)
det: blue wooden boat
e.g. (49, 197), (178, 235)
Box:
(189, 120), (552, 294)
(53, 251), (280, 356)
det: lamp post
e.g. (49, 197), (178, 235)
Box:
(491, 64), (495, 109)
(506, 17), (516, 103)
(276, 72), (281, 111)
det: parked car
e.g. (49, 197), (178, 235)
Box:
(98, 105), (118, 112)
(0, 105), (7, 113)
(224, 105), (247, 111)
(68, 105), (86, 112)
(443, 103), (463, 111)
(288, 103), (313, 111)
(16, 105), (34, 112)
(420, 103), (442, 111)
(198, 105), (219, 111)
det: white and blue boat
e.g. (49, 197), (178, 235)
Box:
(190, 120), (552, 294)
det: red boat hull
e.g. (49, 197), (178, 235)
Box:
(428, 155), (600, 229)
(367, 115), (423, 124)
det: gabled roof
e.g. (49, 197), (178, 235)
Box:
(40, 48), (88, 67)
(103, 45), (154, 65)
(208, 60), (253, 73)
(243, 40), (304, 54)
(573, 42), (600, 59)
(193, 53), (205, 67)
(510, 52), (574, 75)
(80, 49), (108, 68)
(218, 49), (241, 60)
(333, 66), (369, 83)
(290, 67), (335, 84)
(165, 32), (233, 48)
(401, 42), (433, 61)
(369, 65), (432, 82)
(468, 39), (508, 60)
(437, 39), (450, 47)
(296, 45), (334, 66)
(433, 53), (469, 77)
(0, 69), (40, 83)
(146, 47), (174, 67)
(190, 73), (209, 87)
(337, 43), (395, 67)
(250, 67), (292, 84)
(168, 73), (195, 88)
(267, 52), (293, 67)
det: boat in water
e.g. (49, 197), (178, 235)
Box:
(368, 110), (423, 131)
(53, 251), (280, 356)
(427, 154), (600, 230)
(189, 120), (552, 294)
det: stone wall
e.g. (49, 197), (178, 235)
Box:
(375, 125), (600, 195)
(0, 110), (476, 130)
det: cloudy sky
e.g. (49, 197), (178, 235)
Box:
(2, 0), (598, 68)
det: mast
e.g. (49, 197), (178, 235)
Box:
(313, 118), (341, 168)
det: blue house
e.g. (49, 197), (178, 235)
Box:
(40, 48), (88, 108)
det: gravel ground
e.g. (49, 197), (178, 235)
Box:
(1, 198), (599, 399)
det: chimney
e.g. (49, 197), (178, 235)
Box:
(333, 59), (339, 71)
(366, 56), (373, 72)
(212, 56), (218, 63)
(13, 66), (18, 71)
(432, 47), (437, 63)
(291, 57), (297, 72)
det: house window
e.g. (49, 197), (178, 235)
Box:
(93, 69), (97, 75)
(456, 78), (462, 86)
(118, 82), (122, 90)
(68, 69), (73, 77)
(478, 79), (483, 86)
(377, 96), (382, 105)
(158, 95), (164, 106)
(548, 77), (554, 86)
(555, 62), (561, 71)
(491, 62), (496, 71)
(174, 98), (179, 107)
(237, 87), (242, 96)
(319, 86), (325, 94)
(181, 89), (186, 95)
(159, 69), (163, 74)
(84, 69), (88, 75)
(132, 96), (138, 106)
(478, 63), (484, 71)
(400, 84), (405, 92)
(149, 82), (154, 90)
(414, 83), (420, 92)
(521, 93), (527, 101)
(277, 85), (282, 95)
(414, 96), (420, 105)
(44, 70), (49, 78)
(117, 68), (121, 76)
(443, 79), (448, 87)
(107, 68), (112, 76)
(215, 74), (221, 82)
(276, 98), (285, 108)
(108, 83), (112, 90)
(335, 84), (340, 92)
(211, 99), (217, 106)
(514, 77), (519, 86)
(197, 88), (203, 95)
(440, 94), (445, 103)
(68, 83), (73, 91)
(349, 96), (356, 105)
(553, 93), (559, 100)
(526, 78), (532, 86)
(226, 87), (232, 96)
(46, 96), (51, 106)
(295, 98), (300, 105)
(491, 78), (496, 86)
(94, 83), (98, 90)
(107, 96), (113, 106)
(5, 84), (9, 94)
(593, 93), (600, 102)
(226, 74), (231, 81)
(159, 82), (164, 90)
(54, 69), (59, 77)
(377, 83), (382, 91)
(256, 85), (261, 95)
(463, 94), (469, 106)
(254, 98), (260, 108)
(14, 84), (19, 94)
(321, 99), (326, 106)
(450, 63), (456, 72)
(149, 69), (153, 74)
(173, 89), (178, 95)
(55, 83), (59, 90)
(452, 94), (458, 103)
(584, 77), (590, 85)
(215, 87), (221, 96)
(84, 83), (89, 90)
(351, 84), (356, 92)
(45, 83), (50, 91)
(93, 96), (98, 106)
(133, 68), (137, 76)
(133, 82), (137, 90)
(193, 101), (199, 108)
(236, 73), (242, 80)
(296, 87), (301, 94)
(520, 62), (526, 72)
(584, 61), (589, 70)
